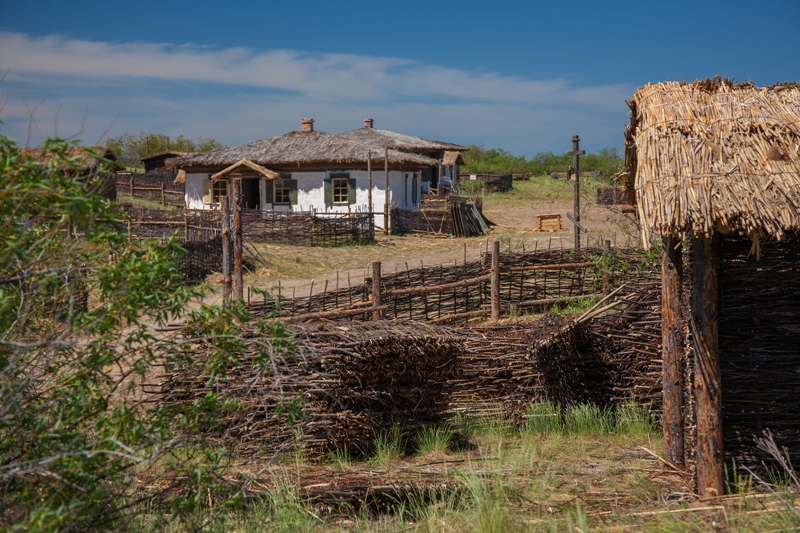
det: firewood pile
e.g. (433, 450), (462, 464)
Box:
(159, 321), (463, 458)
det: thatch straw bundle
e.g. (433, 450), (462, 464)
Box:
(621, 78), (800, 245)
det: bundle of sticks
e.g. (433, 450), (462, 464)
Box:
(159, 322), (463, 458)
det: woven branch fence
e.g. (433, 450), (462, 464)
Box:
(248, 248), (656, 323)
(117, 173), (185, 207)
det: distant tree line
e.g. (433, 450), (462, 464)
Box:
(461, 144), (624, 182)
(106, 132), (225, 168)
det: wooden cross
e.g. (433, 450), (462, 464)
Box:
(549, 135), (600, 250)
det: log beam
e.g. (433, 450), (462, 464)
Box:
(692, 233), (724, 496)
(662, 235), (685, 466)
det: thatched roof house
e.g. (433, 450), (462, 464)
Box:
(620, 78), (800, 245)
(168, 119), (457, 227)
(20, 146), (119, 200)
(623, 78), (800, 498)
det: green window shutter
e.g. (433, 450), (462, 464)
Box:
(412, 175), (418, 205)
(323, 178), (332, 206)
(264, 179), (274, 204)
(288, 179), (298, 205)
(348, 178), (356, 205)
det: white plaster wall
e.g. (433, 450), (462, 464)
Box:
(184, 169), (421, 229)
(185, 173), (211, 210)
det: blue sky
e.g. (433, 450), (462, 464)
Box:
(1, 0), (798, 156)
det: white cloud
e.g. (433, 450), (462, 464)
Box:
(0, 31), (633, 153)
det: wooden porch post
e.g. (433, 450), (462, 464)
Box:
(692, 233), (724, 497)
(662, 235), (684, 466)
(384, 148), (390, 234)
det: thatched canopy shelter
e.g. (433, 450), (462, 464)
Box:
(20, 146), (119, 199)
(210, 159), (280, 181)
(620, 78), (800, 245)
(168, 130), (439, 171)
(623, 78), (800, 498)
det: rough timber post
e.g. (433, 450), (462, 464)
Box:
(662, 235), (685, 466)
(221, 197), (232, 305)
(692, 233), (724, 496)
(491, 240), (500, 320)
(232, 179), (244, 301)
(371, 261), (383, 321)
(566, 135), (586, 250)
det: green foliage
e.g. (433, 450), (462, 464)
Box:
(106, 131), (225, 168)
(461, 144), (624, 184)
(0, 134), (291, 531)
(522, 400), (561, 434)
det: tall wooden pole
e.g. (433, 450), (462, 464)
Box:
(232, 179), (244, 301)
(566, 136), (586, 250)
(384, 148), (389, 234)
(491, 240), (500, 320)
(371, 261), (383, 321)
(662, 235), (685, 466)
(221, 197), (232, 305)
(692, 233), (724, 497)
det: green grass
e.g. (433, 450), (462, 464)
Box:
(477, 175), (606, 210)
(416, 425), (454, 456)
(371, 424), (406, 469)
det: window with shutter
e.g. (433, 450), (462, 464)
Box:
(202, 180), (213, 204)
(330, 173), (350, 204)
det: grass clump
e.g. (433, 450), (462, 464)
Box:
(522, 400), (561, 434)
(616, 400), (656, 435)
(564, 403), (614, 434)
(416, 425), (454, 456)
(371, 424), (406, 469)
(327, 446), (352, 471)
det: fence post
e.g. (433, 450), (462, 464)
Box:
(662, 235), (685, 467)
(372, 261), (383, 321)
(130, 175), (134, 198)
(232, 179), (244, 301)
(161, 182), (165, 206)
(221, 197), (232, 306)
(491, 240), (500, 320)
(183, 212), (189, 241)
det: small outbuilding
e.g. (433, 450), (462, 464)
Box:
(20, 146), (119, 200)
(140, 150), (192, 174)
(620, 78), (800, 496)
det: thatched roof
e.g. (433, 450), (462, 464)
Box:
(621, 78), (800, 243)
(210, 159), (280, 181)
(140, 150), (193, 162)
(173, 169), (186, 185)
(443, 151), (466, 166)
(169, 130), (440, 169)
(333, 126), (469, 153)
(20, 146), (118, 173)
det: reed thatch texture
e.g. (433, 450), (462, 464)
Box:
(333, 127), (468, 153)
(621, 78), (800, 244)
(173, 169), (186, 185)
(20, 146), (118, 173)
(168, 131), (440, 169)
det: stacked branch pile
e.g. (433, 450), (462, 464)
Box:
(159, 322), (462, 458)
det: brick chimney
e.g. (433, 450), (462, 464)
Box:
(301, 118), (314, 133)
(364, 118), (374, 128)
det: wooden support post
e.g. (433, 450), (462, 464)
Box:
(183, 212), (189, 241)
(491, 240), (500, 320)
(221, 197), (232, 305)
(232, 179), (244, 301)
(384, 147), (389, 234)
(662, 235), (685, 466)
(161, 182), (165, 206)
(692, 233), (723, 497)
(372, 261), (383, 321)
(130, 175), (134, 198)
